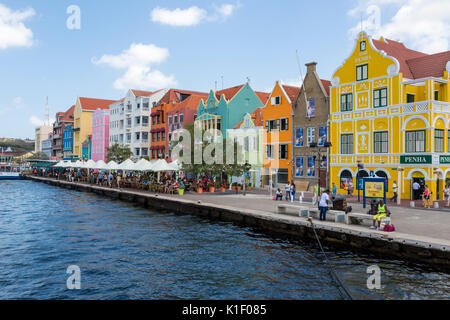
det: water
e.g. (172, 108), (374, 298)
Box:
(0, 181), (448, 300)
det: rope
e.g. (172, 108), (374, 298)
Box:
(308, 218), (354, 300)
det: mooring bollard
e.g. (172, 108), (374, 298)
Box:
(410, 201), (415, 208)
(434, 202), (439, 209)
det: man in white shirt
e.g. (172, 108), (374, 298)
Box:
(319, 190), (330, 221)
(412, 181), (420, 200)
(391, 180), (398, 202)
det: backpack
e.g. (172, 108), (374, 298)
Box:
(384, 224), (396, 232)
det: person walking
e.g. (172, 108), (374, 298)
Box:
(391, 180), (398, 203)
(445, 185), (450, 208)
(319, 190), (330, 221)
(108, 172), (113, 188)
(423, 185), (432, 208)
(313, 184), (319, 206)
(412, 181), (421, 200)
(290, 182), (296, 203)
(332, 183), (338, 198)
(285, 183), (291, 202)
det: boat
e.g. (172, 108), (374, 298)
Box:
(0, 153), (24, 180)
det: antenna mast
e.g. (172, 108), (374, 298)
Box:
(295, 50), (309, 118)
(45, 96), (50, 126)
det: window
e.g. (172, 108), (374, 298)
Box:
(142, 148), (148, 156)
(152, 117), (156, 125)
(360, 41), (366, 51)
(157, 132), (160, 142)
(271, 96), (281, 105)
(180, 114), (184, 123)
(157, 116), (160, 125)
(341, 93), (353, 112)
(152, 133), (156, 142)
(142, 116), (149, 126)
(168, 116), (172, 125)
(135, 117), (141, 125)
(374, 88), (388, 108)
(279, 144), (288, 160)
(142, 132), (148, 142)
(152, 150), (156, 159)
(374, 131), (389, 153)
(341, 134), (354, 154)
(135, 132), (140, 141)
(266, 120), (276, 132)
(307, 127), (315, 146)
(407, 94), (415, 103)
(266, 145), (274, 159)
(356, 64), (368, 81)
(435, 129), (444, 153)
(280, 118), (289, 131)
(162, 132), (165, 141)
(435, 91), (439, 101)
(244, 137), (249, 152)
(174, 114), (178, 124)
(135, 148), (140, 156)
(405, 130), (425, 153)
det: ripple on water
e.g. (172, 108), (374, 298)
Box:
(0, 180), (449, 300)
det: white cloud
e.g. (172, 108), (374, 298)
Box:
(29, 115), (54, 127)
(150, 3), (239, 27)
(0, 96), (25, 116)
(348, 0), (450, 53)
(151, 6), (207, 27)
(0, 3), (35, 50)
(92, 43), (177, 91)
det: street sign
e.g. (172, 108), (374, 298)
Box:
(362, 178), (387, 209)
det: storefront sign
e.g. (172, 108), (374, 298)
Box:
(440, 155), (450, 164)
(400, 155), (432, 164)
(363, 178), (387, 209)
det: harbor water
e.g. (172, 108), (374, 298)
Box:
(0, 180), (449, 300)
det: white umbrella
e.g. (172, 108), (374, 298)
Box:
(118, 159), (136, 171)
(168, 159), (182, 171)
(93, 160), (108, 170)
(73, 160), (83, 168)
(54, 161), (66, 168)
(107, 161), (120, 170)
(134, 159), (153, 171)
(151, 159), (175, 172)
(81, 160), (96, 169)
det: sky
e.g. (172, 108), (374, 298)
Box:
(0, 0), (449, 139)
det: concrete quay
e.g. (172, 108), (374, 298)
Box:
(28, 176), (450, 269)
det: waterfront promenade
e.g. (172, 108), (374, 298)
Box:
(27, 176), (450, 267)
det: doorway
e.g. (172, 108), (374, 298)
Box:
(411, 176), (425, 200)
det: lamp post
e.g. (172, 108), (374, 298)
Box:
(357, 161), (364, 202)
(309, 141), (332, 199)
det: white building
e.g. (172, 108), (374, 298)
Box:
(109, 89), (168, 158)
(35, 125), (53, 153)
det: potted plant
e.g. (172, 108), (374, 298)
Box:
(232, 182), (238, 191)
(196, 182), (203, 194)
(220, 181), (227, 193)
(237, 183), (242, 192)
(208, 181), (215, 193)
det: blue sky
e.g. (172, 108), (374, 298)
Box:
(0, 0), (448, 139)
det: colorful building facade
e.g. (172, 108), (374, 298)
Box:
(329, 31), (450, 201)
(195, 83), (269, 139)
(63, 125), (73, 160)
(73, 97), (117, 160)
(92, 108), (110, 162)
(262, 82), (300, 187)
(52, 105), (75, 160)
(292, 62), (331, 191)
(81, 135), (92, 160)
(227, 108), (264, 188)
(41, 132), (53, 158)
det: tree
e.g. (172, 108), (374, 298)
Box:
(107, 144), (133, 162)
(28, 152), (49, 160)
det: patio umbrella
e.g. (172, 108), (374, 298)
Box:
(93, 160), (108, 170)
(151, 159), (175, 172)
(118, 159), (136, 171)
(107, 161), (120, 170)
(168, 160), (182, 171)
(134, 159), (153, 171)
(81, 160), (96, 169)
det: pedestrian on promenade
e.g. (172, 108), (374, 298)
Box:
(117, 174), (121, 189)
(77, 170), (81, 182)
(445, 185), (450, 208)
(348, 180), (354, 196)
(332, 183), (337, 198)
(313, 184), (319, 206)
(319, 190), (330, 221)
(276, 188), (283, 201)
(391, 180), (398, 203)
(412, 181), (420, 200)
(290, 182), (296, 203)
(371, 200), (388, 231)
(285, 183), (291, 202)
(423, 185), (432, 208)
(108, 172), (113, 188)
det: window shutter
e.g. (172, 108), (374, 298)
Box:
(276, 119), (280, 130)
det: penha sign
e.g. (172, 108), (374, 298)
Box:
(400, 155), (432, 164)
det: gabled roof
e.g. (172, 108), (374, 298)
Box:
(281, 85), (301, 102)
(169, 94), (209, 113)
(406, 51), (450, 79)
(159, 89), (208, 105)
(79, 97), (117, 111)
(255, 91), (270, 105)
(215, 84), (245, 101)
(62, 105), (75, 122)
(131, 89), (153, 97)
(233, 107), (264, 129)
(320, 80), (331, 96)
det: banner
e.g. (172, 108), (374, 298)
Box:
(365, 181), (385, 198)
(318, 126), (327, 146)
(295, 128), (304, 147)
(307, 99), (315, 118)
(307, 156), (315, 177)
(295, 157), (304, 177)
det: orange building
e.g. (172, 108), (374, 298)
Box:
(150, 89), (207, 160)
(262, 82), (300, 187)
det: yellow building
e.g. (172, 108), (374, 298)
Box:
(73, 97), (117, 159)
(330, 32), (450, 201)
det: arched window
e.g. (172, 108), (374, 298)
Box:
(376, 170), (389, 192)
(340, 170), (353, 189)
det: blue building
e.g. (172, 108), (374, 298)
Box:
(63, 125), (73, 160)
(81, 135), (92, 160)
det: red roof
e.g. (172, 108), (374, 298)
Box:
(215, 85), (245, 101)
(62, 105), (75, 122)
(372, 38), (429, 79)
(233, 107), (264, 129)
(255, 91), (270, 105)
(281, 85), (301, 102)
(131, 89), (153, 97)
(406, 51), (450, 79)
(159, 89), (208, 105)
(79, 97), (117, 111)
(320, 80), (331, 96)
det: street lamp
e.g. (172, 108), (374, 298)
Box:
(309, 141), (332, 198)
(357, 161), (364, 202)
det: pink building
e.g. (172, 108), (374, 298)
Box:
(92, 108), (110, 162)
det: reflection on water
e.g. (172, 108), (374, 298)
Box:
(0, 181), (448, 300)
